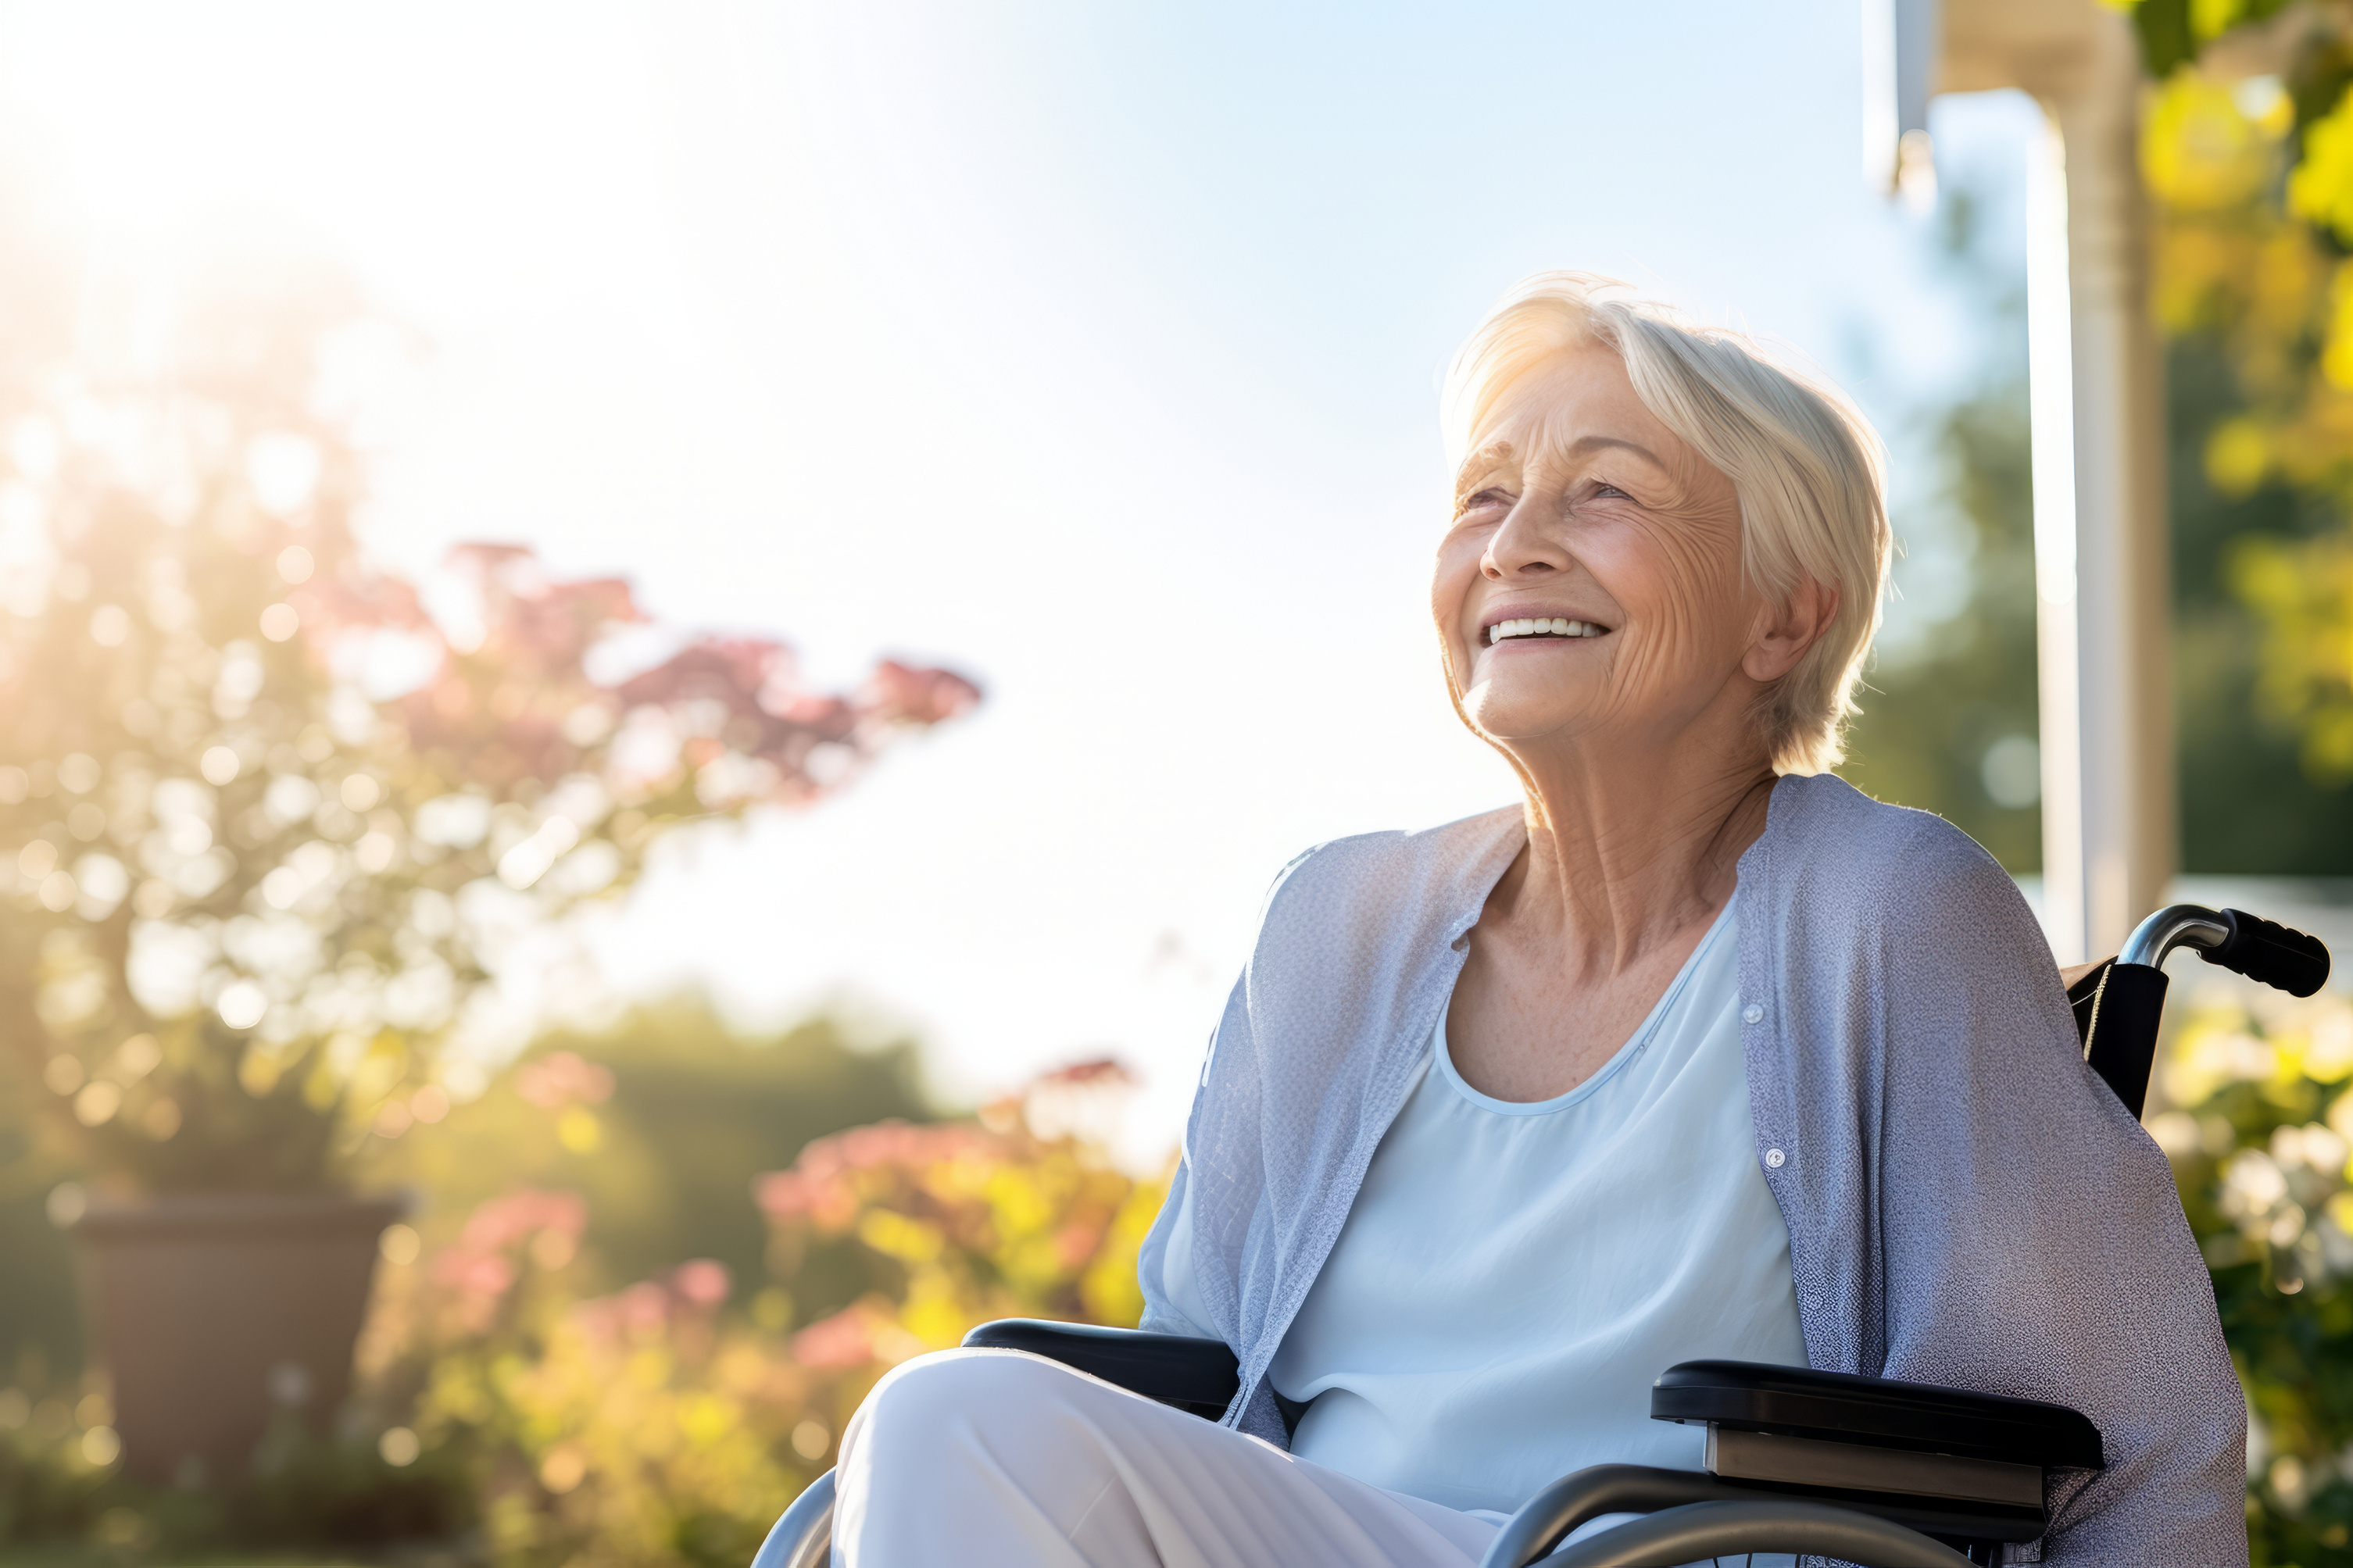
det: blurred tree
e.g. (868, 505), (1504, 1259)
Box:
(1849, 16), (2353, 874)
(376, 994), (932, 1302)
(2115, 0), (2353, 866)
(1840, 188), (2043, 869)
(0, 234), (980, 1196)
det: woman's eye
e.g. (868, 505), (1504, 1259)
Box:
(1457, 488), (1511, 516)
(1591, 481), (1630, 501)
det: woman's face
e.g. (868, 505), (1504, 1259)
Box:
(1434, 343), (1760, 761)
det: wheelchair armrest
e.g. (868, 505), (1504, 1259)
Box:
(961, 1318), (1239, 1418)
(1651, 1360), (2104, 1471)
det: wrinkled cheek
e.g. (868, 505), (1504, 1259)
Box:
(1604, 549), (1743, 720)
(1594, 617), (1725, 729)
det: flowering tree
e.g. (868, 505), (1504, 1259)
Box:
(0, 280), (978, 1192)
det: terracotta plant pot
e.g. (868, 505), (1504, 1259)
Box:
(69, 1190), (409, 1484)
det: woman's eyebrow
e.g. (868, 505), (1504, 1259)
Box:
(1453, 442), (1516, 500)
(1550, 434), (1667, 469)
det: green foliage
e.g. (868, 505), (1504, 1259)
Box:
(2148, 984), (2353, 1564)
(0, 1388), (114, 1547)
(0, 1369), (471, 1559)
(2133, 23), (2353, 827)
(0, 1048), (81, 1382)
(2119, 0), (2302, 82)
(2169, 331), (2353, 869)
(1842, 156), (2353, 870)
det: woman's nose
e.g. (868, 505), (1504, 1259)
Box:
(1481, 496), (1570, 580)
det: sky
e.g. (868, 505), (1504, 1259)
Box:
(0, 1), (2044, 1159)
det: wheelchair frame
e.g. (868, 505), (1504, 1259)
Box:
(750, 902), (2330, 1568)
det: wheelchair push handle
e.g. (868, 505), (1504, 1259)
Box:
(2208, 907), (2330, 996)
(2076, 904), (2331, 1120)
(2119, 904), (2330, 997)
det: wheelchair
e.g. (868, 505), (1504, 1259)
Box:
(751, 902), (2332, 1568)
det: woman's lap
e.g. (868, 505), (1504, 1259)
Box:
(832, 1348), (1500, 1568)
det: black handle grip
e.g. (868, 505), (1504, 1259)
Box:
(2205, 909), (2331, 998)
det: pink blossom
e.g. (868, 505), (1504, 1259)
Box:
(514, 1051), (616, 1110)
(671, 1259), (730, 1307)
(619, 1281), (669, 1333)
(459, 1188), (588, 1254)
(792, 1307), (882, 1370)
(431, 1248), (516, 1299)
(862, 660), (982, 726)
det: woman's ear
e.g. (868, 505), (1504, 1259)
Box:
(1743, 577), (1837, 684)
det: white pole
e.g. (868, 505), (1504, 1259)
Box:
(2026, 113), (2087, 963)
(1904, 0), (2172, 966)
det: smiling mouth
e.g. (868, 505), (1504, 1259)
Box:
(1486, 616), (1610, 646)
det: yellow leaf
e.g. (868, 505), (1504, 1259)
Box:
(2206, 418), (2269, 495)
(2291, 85), (2353, 243)
(2146, 70), (2268, 213)
(855, 1209), (944, 1263)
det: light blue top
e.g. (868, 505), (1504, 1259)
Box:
(1158, 897), (1806, 1521)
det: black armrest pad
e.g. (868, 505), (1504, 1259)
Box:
(1652, 1361), (2104, 1470)
(961, 1319), (1239, 1413)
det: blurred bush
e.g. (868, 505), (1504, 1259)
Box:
(368, 992), (931, 1304)
(378, 1061), (1159, 1568)
(0, 1061), (1163, 1566)
(2147, 982), (2353, 1564)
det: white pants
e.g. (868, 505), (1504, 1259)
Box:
(832, 1348), (1504, 1567)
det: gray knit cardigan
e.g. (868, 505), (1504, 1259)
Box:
(1135, 772), (2245, 1564)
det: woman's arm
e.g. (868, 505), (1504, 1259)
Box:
(1135, 1157), (1225, 1341)
(1859, 822), (2246, 1564)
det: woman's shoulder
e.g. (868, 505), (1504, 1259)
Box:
(1259, 805), (1525, 933)
(1759, 772), (2044, 965)
(1764, 773), (2015, 902)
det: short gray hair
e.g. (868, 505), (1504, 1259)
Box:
(1442, 272), (1890, 775)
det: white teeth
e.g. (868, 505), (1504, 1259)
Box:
(1487, 616), (1611, 645)
(1489, 616), (1605, 644)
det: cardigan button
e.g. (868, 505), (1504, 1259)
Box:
(1741, 1003), (1763, 1025)
(1765, 1148), (1786, 1169)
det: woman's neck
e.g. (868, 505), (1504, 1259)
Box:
(1497, 736), (1777, 978)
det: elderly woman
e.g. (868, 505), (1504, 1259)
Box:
(828, 276), (2245, 1566)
